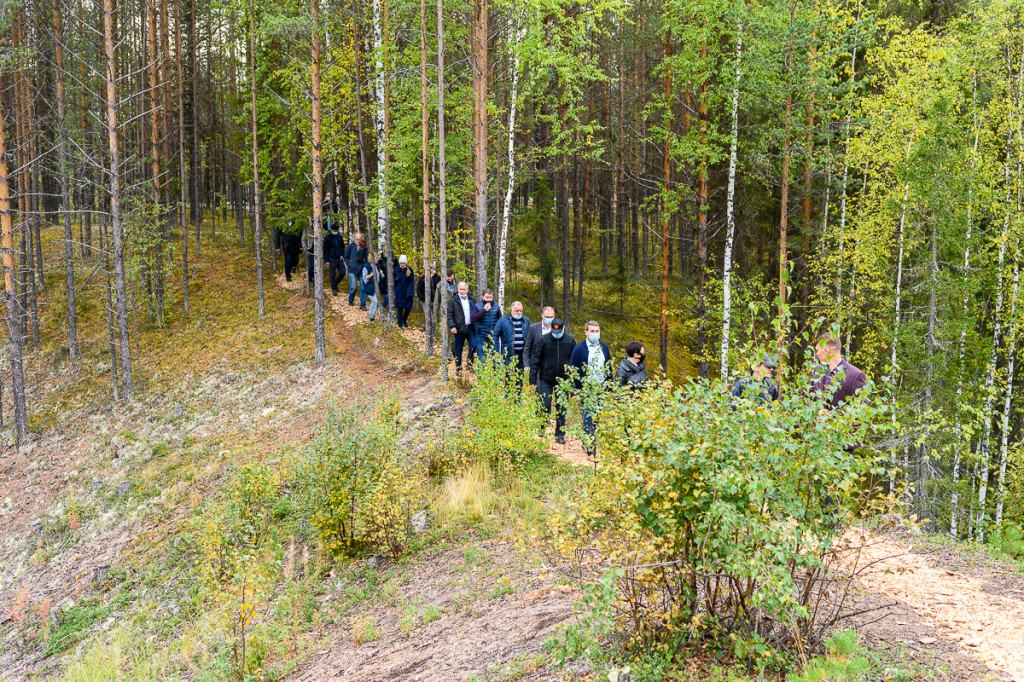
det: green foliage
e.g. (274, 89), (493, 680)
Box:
(789, 631), (871, 682)
(463, 354), (546, 475)
(990, 522), (1024, 559)
(295, 397), (424, 557)
(542, 356), (886, 660)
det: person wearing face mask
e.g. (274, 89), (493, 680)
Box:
(615, 341), (648, 390)
(446, 281), (477, 375)
(394, 255), (416, 328)
(569, 320), (612, 459)
(470, 288), (503, 359)
(535, 319), (576, 444)
(323, 222), (347, 295)
(524, 306), (555, 386)
(360, 254), (381, 321)
(493, 301), (532, 378)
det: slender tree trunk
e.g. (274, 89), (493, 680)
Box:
(0, 94), (28, 446)
(437, 0), (450, 379)
(249, 0), (264, 316)
(176, 0), (190, 313)
(421, 0), (433, 353)
(890, 169), (911, 497)
(372, 0), (389, 256)
(659, 29), (672, 376)
(777, 2), (796, 379)
(996, 242), (1021, 529)
(472, 0), (489, 294)
(103, 0), (135, 403)
(147, 0), (165, 322)
(311, 0), (326, 362)
(497, 16), (522, 311)
(695, 46), (709, 379)
(721, 22), (742, 379)
(190, 0), (201, 256)
(53, 0), (79, 361)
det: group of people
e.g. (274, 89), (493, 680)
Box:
(441, 279), (648, 458)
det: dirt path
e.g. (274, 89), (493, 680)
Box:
(845, 529), (1024, 681)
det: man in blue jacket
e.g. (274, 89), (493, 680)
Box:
(344, 233), (369, 309)
(323, 224), (346, 296)
(470, 288), (502, 360)
(569, 320), (612, 460)
(493, 301), (531, 374)
(394, 255), (416, 328)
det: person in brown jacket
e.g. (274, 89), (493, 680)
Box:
(813, 331), (868, 411)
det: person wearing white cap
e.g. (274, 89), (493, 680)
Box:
(394, 254), (416, 328)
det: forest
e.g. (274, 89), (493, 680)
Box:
(1, 0), (1024, 676)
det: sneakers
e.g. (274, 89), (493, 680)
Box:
(555, 435), (565, 445)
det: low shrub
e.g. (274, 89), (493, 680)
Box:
(463, 353), (546, 474)
(295, 396), (424, 557)
(541, 361), (885, 668)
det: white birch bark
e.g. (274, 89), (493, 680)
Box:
(497, 15), (523, 311)
(890, 164), (911, 495)
(996, 241), (1020, 529)
(720, 21), (743, 380)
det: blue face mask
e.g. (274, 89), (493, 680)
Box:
(512, 313), (522, 320)
(588, 332), (600, 344)
(552, 331), (564, 339)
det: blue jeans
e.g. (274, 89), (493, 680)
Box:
(582, 405), (597, 457)
(368, 294), (379, 320)
(284, 253), (299, 280)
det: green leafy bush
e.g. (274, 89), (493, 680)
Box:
(542, 362), (885, 664)
(463, 353), (545, 474)
(295, 397), (424, 557)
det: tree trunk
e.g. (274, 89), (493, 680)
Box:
(311, 0), (326, 362)
(472, 0), (489, 294)
(695, 46), (709, 380)
(249, 0), (264, 316)
(498, 16), (522, 311)
(996, 241), (1021, 529)
(421, 0), (433, 353)
(53, 0), (79, 361)
(190, 0), (201, 256)
(721, 22), (742, 379)
(176, 0), (190, 314)
(777, 2), (796, 380)
(889, 163), (911, 496)
(103, 0), (135, 403)
(437, 0), (451, 380)
(659, 29), (671, 376)
(148, 0), (165, 322)
(0, 92), (28, 446)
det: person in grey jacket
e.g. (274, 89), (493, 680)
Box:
(524, 306), (555, 386)
(615, 341), (648, 390)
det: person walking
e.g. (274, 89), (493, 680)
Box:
(569, 320), (612, 459)
(274, 220), (303, 282)
(524, 306), (555, 386)
(323, 222), (346, 295)
(470, 288), (502, 360)
(394, 255), (416, 328)
(615, 341), (648, 390)
(376, 253), (391, 311)
(345, 233), (369, 309)
(302, 218), (322, 286)
(813, 332), (868, 410)
(446, 281), (476, 375)
(535, 319), (576, 444)
(730, 354), (778, 404)
(418, 264), (440, 312)
(322, 192), (338, 230)
(361, 256), (381, 321)
(493, 301), (531, 378)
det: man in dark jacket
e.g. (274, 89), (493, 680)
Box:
(615, 341), (648, 390)
(470, 288), (502, 359)
(446, 281), (476, 375)
(493, 301), (531, 375)
(569, 320), (612, 459)
(322, 192), (338, 230)
(274, 221), (303, 281)
(344, 233), (369, 308)
(417, 265), (440, 308)
(535, 319), (576, 444)
(813, 332), (868, 410)
(394, 255), (416, 328)
(730, 354), (778, 405)
(323, 224), (346, 295)
(524, 306), (555, 385)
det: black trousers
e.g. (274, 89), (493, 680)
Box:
(537, 379), (566, 439)
(453, 328), (476, 372)
(397, 307), (412, 327)
(284, 253), (299, 280)
(327, 259), (345, 291)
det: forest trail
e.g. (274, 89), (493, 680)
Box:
(845, 529), (1024, 681)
